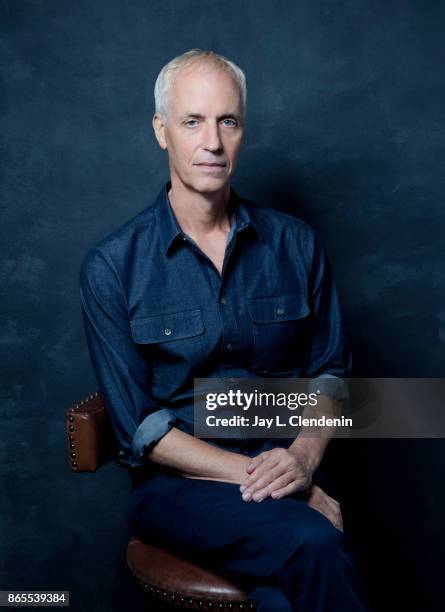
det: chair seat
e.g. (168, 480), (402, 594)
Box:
(126, 537), (255, 610)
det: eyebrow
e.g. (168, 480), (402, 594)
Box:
(180, 112), (241, 121)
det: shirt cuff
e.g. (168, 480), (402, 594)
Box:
(130, 409), (178, 466)
(306, 374), (349, 403)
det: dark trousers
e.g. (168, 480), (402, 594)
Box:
(128, 470), (371, 612)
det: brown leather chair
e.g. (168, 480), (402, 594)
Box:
(66, 392), (255, 611)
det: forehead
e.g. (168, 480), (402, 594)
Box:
(169, 62), (242, 115)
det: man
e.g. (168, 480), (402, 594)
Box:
(80, 49), (371, 611)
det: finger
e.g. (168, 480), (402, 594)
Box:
(242, 466), (281, 500)
(248, 447), (285, 473)
(246, 450), (283, 474)
(243, 454), (291, 492)
(244, 453), (282, 486)
(241, 455), (267, 490)
(268, 480), (304, 500)
(251, 473), (296, 502)
(243, 465), (290, 500)
(240, 470), (273, 493)
(246, 454), (265, 474)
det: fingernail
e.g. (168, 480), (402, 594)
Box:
(242, 492), (251, 501)
(240, 485), (246, 492)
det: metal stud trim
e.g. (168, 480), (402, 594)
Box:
(131, 572), (255, 610)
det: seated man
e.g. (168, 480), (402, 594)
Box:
(79, 48), (371, 611)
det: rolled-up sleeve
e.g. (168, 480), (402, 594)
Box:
(79, 248), (177, 467)
(302, 230), (352, 402)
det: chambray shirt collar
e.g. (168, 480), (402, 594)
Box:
(155, 181), (263, 256)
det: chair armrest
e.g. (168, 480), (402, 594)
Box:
(66, 392), (118, 472)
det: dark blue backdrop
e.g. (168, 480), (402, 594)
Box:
(1, 1), (444, 610)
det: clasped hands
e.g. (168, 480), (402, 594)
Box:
(239, 446), (344, 532)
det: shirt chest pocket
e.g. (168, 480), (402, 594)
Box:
(247, 295), (310, 374)
(130, 308), (206, 385)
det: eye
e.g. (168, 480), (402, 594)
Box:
(221, 118), (237, 127)
(184, 119), (199, 128)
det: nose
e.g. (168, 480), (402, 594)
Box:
(201, 120), (223, 153)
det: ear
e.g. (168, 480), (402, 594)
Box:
(152, 113), (167, 150)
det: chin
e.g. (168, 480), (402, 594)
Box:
(191, 175), (230, 195)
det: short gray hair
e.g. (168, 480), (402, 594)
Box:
(154, 49), (247, 124)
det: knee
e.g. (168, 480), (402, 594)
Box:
(288, 512), (345, 561)
(306, 522), (344, 558)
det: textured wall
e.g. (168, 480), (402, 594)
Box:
(1, 1), (444, 610)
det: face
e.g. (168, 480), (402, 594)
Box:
(153, 62), (244, 195)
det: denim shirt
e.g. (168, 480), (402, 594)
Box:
(79, 181), (351, 469)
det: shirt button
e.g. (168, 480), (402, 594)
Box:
(164, 328), (172, 336)
(220, 297), (227, 305)
(276, 307), (285, 315)
(226, 343), (233, 351)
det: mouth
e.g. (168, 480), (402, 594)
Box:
(194, 162), (227, 174)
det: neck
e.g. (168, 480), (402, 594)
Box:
(167, 177), (233, 237)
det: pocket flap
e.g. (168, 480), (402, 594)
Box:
(130, 308), (204, 344)
(247, 295), (309, 324)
